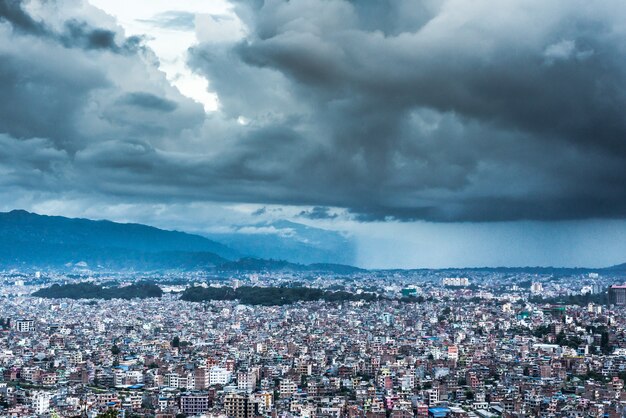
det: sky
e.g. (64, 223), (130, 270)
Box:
(1, 0), (626, 268)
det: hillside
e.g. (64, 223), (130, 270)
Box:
(0, 210), (235, 270)
(217, 257), (365, 274)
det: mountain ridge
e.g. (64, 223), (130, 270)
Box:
(0, 210), (236, 270)
(0, 210), (364, 273)
(2, 210), (624, 273)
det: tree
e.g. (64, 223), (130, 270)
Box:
(97, 409), (119, 418)
(110, 345), (121, 355)
(171, 336), (180, 348)
(601, 331), (610, 354)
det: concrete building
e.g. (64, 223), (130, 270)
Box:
(12, 319), (35, 332)
(181, 394), (210, 415)
(209, 366), (232, 386)
(224, 393), (258, 418)
(609, 285), (626, 305)
(31, 391), (51, 415)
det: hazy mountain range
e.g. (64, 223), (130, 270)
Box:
(205, 220), (356, 266)
(2, 210), (626, 273)
(0, 210), (357, 271)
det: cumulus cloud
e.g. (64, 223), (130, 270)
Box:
(1, 0), (626, 222)
(117, 92), (179, 113)
(192, 0), (626, 221)
(299, 207), (339, 220)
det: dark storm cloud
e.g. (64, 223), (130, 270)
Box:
(0, 49), (107, 150)
(299, 207), (338, 220)
(62, 20), (144, 53)
(0, 0), (143, 54)
(0, 0), (205, 172)
(3, 0), (626, 222)
(186, 0), (626, 221)
(0, 0), (46, 35)
(118, 92), (178, 112)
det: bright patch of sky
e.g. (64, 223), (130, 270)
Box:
(88, 0), (246, 112)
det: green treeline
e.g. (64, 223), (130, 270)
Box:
(180, 285), (378, 306)
(529, 291), (607, 306)
(32, 282), (163, 300)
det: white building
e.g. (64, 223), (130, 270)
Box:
(442, 277), (470, 287)
(238, 371), (256, 393)
(530, 282), (543, 294)
(209, 366), (232, 386)
(279, 379), (298, 398)
(12, 319), (35, 332)
(31, 391), (51, 415)
(164, 372), (179, 388)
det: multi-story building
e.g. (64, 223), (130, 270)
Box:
(209, 366), (232, 386)
(237, 371), (256, 393)
(442, 278), (470, 287)
(194, 367), (209, 390)
(279, 379), (298, 398)
(225, 393), (258, 418)
(12, 319), (35, 332)
(609, 285), (626, 305)
(181, 394), (210, 415)
(30, 391), (51, 415)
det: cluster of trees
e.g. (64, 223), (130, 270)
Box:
(532, 325), (552, 338)
(32, 282), (163, 300)
(180, 285), (379, 306)
(171, 336), (192, 348)
(529, 291), (608, 306)
(555, 332), (583, 349)
(399, 295), (427, 303)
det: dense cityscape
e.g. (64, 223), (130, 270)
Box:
(3, 0), (626, 417)
(2, 269), (626, 417)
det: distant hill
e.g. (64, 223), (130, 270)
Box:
(306, 263), (366, 274)
(205, 220), (357, 265)
(217, 257), (365, 274)
(0, 210), (236, 270)
(0, 210), (367, 273)
(606, 263), (626, 271)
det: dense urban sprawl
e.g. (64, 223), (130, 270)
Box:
(1, 269), (626, 417)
